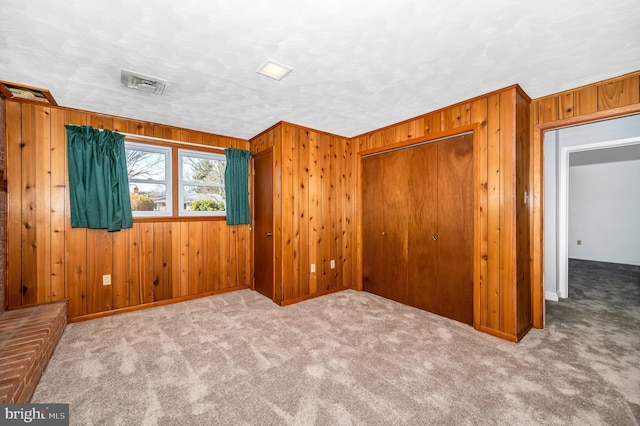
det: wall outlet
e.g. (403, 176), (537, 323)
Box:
(577, 240), (582, 246)
(102, 274), (111, 285)
(330, 259), (335, 269)
(310, 264), (316, 273)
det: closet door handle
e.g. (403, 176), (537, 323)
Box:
(266, 232), (273, 237)
(382, 231), (386, 236)
(432, 235), (438, 241)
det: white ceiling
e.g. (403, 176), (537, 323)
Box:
(2, 0), (640, 140)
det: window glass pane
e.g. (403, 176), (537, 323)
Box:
(182, 155), (225, 185)
(182, 185), (226, 212)
(129, 183), (168, 212)
(126, 149), (166, 181)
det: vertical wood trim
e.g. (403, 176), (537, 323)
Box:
(273, 127), (283, 303)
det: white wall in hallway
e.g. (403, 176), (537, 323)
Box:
(543, 114), (640, 300)
(569, 160), (640, 266)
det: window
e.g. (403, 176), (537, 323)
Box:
(179, 149), (226, 216)
(125, 142), (172, 217)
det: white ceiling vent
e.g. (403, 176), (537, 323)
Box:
(120, 69), (167, 95)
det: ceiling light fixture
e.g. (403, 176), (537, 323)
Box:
(120, 69), (167, 95)
(255, 60), (293, 81)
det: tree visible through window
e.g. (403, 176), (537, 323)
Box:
(179, 150), (226, 215)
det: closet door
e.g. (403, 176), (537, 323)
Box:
(436, 134), (474, 325)
(362, 149), (409, 303)
(362, 154), (387, 297)
(407, 142), (439, 312)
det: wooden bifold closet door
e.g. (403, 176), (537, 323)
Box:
(362, 133), (473, 325)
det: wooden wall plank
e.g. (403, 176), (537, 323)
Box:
(329, 136), (338, 288)
(34, 106), (52, 304)
(203, 221), (219, 291)
(50, 108), (66, 302)
(597, 75), (640, 110)
(112, 229), (129, 309)
(170, 222), (181, 296)
(306, 130), (319, 296)
(162, 222), (173, 300)
(485, 93), (501, 330)
(297, 128), (309, 297)
(320, 133), (332, 290)
(281, 126), (295, 299)
(442, 105), (462, 130)
(559, 92), (574, 120)
(574, 86), (598, 116)
(499, 90), (516, 336)
(217, 222), (229, 288)
(470, 96), (489, 329)
(140, 222), (155, 303)
(128, 223), (141, 306)
(227, 225), (238, 288)
(180, 222), (190, 295)
(537, 97), (558, 124)
(334, 137), (345, 288)
(63, 110), (88, 317)
(153, 222), (165, 300)
(20, 104), (38, 305)
(188, 221), (203, 294)
(6, 101), (23, 307)
(86, 229), (113, 313)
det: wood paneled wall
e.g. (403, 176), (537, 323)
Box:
(250, 122), (357, 304)
(5, 101), (251, 320)
(351, 86), (532, 342)
(530, 70), (640, 329)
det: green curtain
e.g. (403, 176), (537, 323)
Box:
(224, 148), (252, 225)
(66, 125), (133, 231)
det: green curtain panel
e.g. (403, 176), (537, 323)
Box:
(66, 125), (133, 231)
(224, 148), (252, 225)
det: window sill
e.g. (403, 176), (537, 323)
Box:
(132, 216), (227, 223)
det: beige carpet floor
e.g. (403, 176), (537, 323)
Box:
(33, 260), (640, 425)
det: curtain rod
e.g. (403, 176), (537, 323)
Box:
(66, 124), (227, 151)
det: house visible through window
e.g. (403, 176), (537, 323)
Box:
(125, 142), (172, 217)
(179, 149), (226, 216)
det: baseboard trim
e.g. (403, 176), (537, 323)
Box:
(69, 286), (250, 322)
(545, 291), (560, 302)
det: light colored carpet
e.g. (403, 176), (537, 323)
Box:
(33, 260), (640, 425)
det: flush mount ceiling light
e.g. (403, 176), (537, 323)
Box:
(255, 60), (293, 81)
(120, 69), (167, 94)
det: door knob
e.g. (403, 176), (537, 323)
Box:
(266, 232), (273, 237)
(382, 231), (386, 235)
(432, 235), (438, 241)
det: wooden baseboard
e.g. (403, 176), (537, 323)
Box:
(68, 286), (249, 323)
(476, 325), (518, 343)
(280, 287), (351, 306)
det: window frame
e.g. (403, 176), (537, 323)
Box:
(123, 136), (229, 222)
(178, 148), (227, 217)
(125, 141), (173, 218)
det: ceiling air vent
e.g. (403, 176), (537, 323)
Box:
(120, 69), (167, 95)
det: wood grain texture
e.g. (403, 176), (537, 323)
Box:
(4, 101), (251, 319)
(250, 122), (355, 304)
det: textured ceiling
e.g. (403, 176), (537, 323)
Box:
(2, 0), (640, 139)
